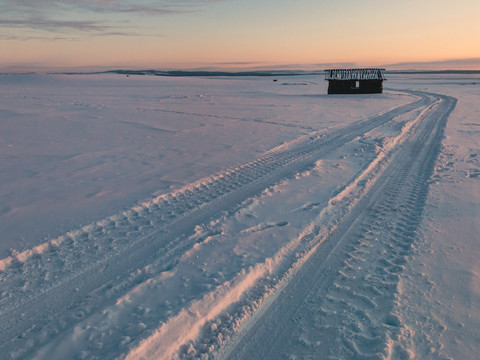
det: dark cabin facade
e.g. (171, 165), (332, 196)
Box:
(325, 68), (385, 94)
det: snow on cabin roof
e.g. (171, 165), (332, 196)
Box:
(324, 68), (386, 81)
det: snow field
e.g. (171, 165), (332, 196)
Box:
(0, 73), (478, 359)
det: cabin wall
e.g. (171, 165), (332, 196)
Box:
(327, 80), (355, 94)
(359, 79), (383, 94)
(327, 79), (383, 94)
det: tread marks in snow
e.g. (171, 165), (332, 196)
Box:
(224, 94), (456, 360)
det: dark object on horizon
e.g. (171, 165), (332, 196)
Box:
(325, 68), (385, 94)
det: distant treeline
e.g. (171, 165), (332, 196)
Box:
(102, 69), (322, 77)
(387, 70), (480, 75)
(56, 69), (480, 77)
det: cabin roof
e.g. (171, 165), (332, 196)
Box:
(324, 68), (386, 81)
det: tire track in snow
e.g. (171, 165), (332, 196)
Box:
(0, 92), (433, 358)
(222, 92), (457, 360)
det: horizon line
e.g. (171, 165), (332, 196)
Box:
(2, 68), (480, 76)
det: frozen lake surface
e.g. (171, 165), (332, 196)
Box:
(0, 73), (478, 359)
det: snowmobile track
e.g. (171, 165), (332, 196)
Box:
(223, 92), (457, 359)
(0, 90), (451, 358)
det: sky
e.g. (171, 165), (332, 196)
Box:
(1, 0), (480, 72)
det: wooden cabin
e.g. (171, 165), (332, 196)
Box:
(325, 68), (386, 94)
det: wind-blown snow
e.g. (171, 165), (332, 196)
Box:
(0, 72), (478, 359)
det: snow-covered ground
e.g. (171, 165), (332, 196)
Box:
(384, 74), (480, 359)
(0, 73), (478, 359)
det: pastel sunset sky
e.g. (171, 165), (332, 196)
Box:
(1, 0), (479, 72)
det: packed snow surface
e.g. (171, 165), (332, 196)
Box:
(0, 73), (478, 359)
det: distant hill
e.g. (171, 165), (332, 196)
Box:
(72, 69), (323, 77)
(53, 69), (480, 77)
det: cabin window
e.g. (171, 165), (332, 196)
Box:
(355, 81), (360, 88)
